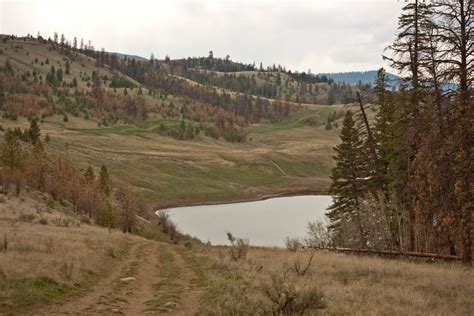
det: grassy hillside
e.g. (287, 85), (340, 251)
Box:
(0, 36), (361, 208)
(1, 190), (472, 315)
(0, 104), (348, 208)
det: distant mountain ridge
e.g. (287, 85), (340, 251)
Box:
(316, 70), (400, 88)
(114, 52), (148, 62)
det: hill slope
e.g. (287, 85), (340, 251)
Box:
(0, 35), (351, 208)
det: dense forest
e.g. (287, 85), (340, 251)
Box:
(327, 0), (472, 265)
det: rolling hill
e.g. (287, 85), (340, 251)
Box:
(0, 34), (359, 208)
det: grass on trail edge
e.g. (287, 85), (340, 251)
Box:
(0, 277), (80, 312)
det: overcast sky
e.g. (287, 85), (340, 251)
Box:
(0, 0), (404, 73)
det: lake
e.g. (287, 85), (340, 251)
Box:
(164, 195), (332, 247)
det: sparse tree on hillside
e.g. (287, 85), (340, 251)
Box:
(73, 37), (77, 50)
(116, 180), (139, 233)
(30, 140), (47, 191)
(99, 165), (111, 196)
(56, 67), (63, 83)
(98, 200), (115, 233)
(65, 60), (70, 75)
(28, 118), (41, 144)
(84, 165), (95, 182)
(1, 130), (25, 171)
(91, 71), (103, 103)
(54, 32), (58, 44)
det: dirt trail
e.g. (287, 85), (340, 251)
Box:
(39, 241), (204, 315)
(166, 250), (205, 316)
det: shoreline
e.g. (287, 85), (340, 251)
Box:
(154, 188), (330, 212)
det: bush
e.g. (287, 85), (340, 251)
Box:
(227, 232), (249, 261)
(284, 237), (302, 252)
(39, 217), (48, 225)
(306, 220), (331, 248)
(156, 210), (179, 242)
(259, 272), (325, 314)
(18, 213), (36, 223)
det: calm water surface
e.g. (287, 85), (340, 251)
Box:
(164, 195), (332, 247)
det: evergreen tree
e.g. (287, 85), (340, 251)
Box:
(327, 111), (368, 248)
(28, 118), (41, 144)
(56, 67), (63, 83)
(91, 71), (103, 102)
(1, 130), (24, 170)
(97, 200), (115, 233)
(84, 165), (95, 182)
(99, 165), (111, 196)
(65, 60), (70, 75)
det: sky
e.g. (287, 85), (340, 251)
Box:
(0, 0), (405, 73)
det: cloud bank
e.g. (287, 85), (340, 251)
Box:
(0, 0), (404, 72)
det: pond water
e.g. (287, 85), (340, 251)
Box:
(163, 195), (332, 247)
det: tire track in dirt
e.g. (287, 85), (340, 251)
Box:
(164, 248), (205, 316)
(40, 240), (159, 315)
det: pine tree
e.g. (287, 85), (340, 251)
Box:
(384, 0), (433, 251)
(65, 60), (70, 75)
(1, 130), (24, 170)
(56, 67), (63, 83)
(31, 140), (47, 191)
(97, 200), (115, 233)
(327, 110), (368, 248)
(432, 0), (473, 266)
(99, 165), (111, 196)
(28, 118), (41, 144)
(91, 71), (103, 103)
(84, 165), (95, 182)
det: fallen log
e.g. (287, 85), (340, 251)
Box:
(312, 246), (462, 261)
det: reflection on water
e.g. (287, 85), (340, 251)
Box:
(163, 195), (332, 247)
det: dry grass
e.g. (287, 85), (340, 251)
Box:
(199, 246), (474, 315)
(0, 191), (144, 312)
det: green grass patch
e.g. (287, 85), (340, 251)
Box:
(0, 277), (79, 312)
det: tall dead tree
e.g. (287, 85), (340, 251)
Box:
(433, 0), (473, 266)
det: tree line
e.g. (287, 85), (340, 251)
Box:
(327, 0), (472, 265)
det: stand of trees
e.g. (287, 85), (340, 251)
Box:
(327, 0), (472, 265)
(0, 120), (145, 233)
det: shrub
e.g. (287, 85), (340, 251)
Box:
(39, 217), (48, 225)
(18, 213), (36, 223)
(259, 272), (325, 314)
(292, 253), (315, 276)
(227, 232), (249, 261)
(284, 237), (302, 252)
(306, 220), (331, 248)
(156, 210), (179, 242)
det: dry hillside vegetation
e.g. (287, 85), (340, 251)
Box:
(0, 37), (364, 207)
(195, 246), (474, 315)
(0, 191), (206, 315)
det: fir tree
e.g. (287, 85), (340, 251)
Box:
(99, 165), (111, 196)
(28, 118), (41, 144)
(1, 130), (24, 170)
(327, 111), (368, 248)
(84, 165), (95, 182)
